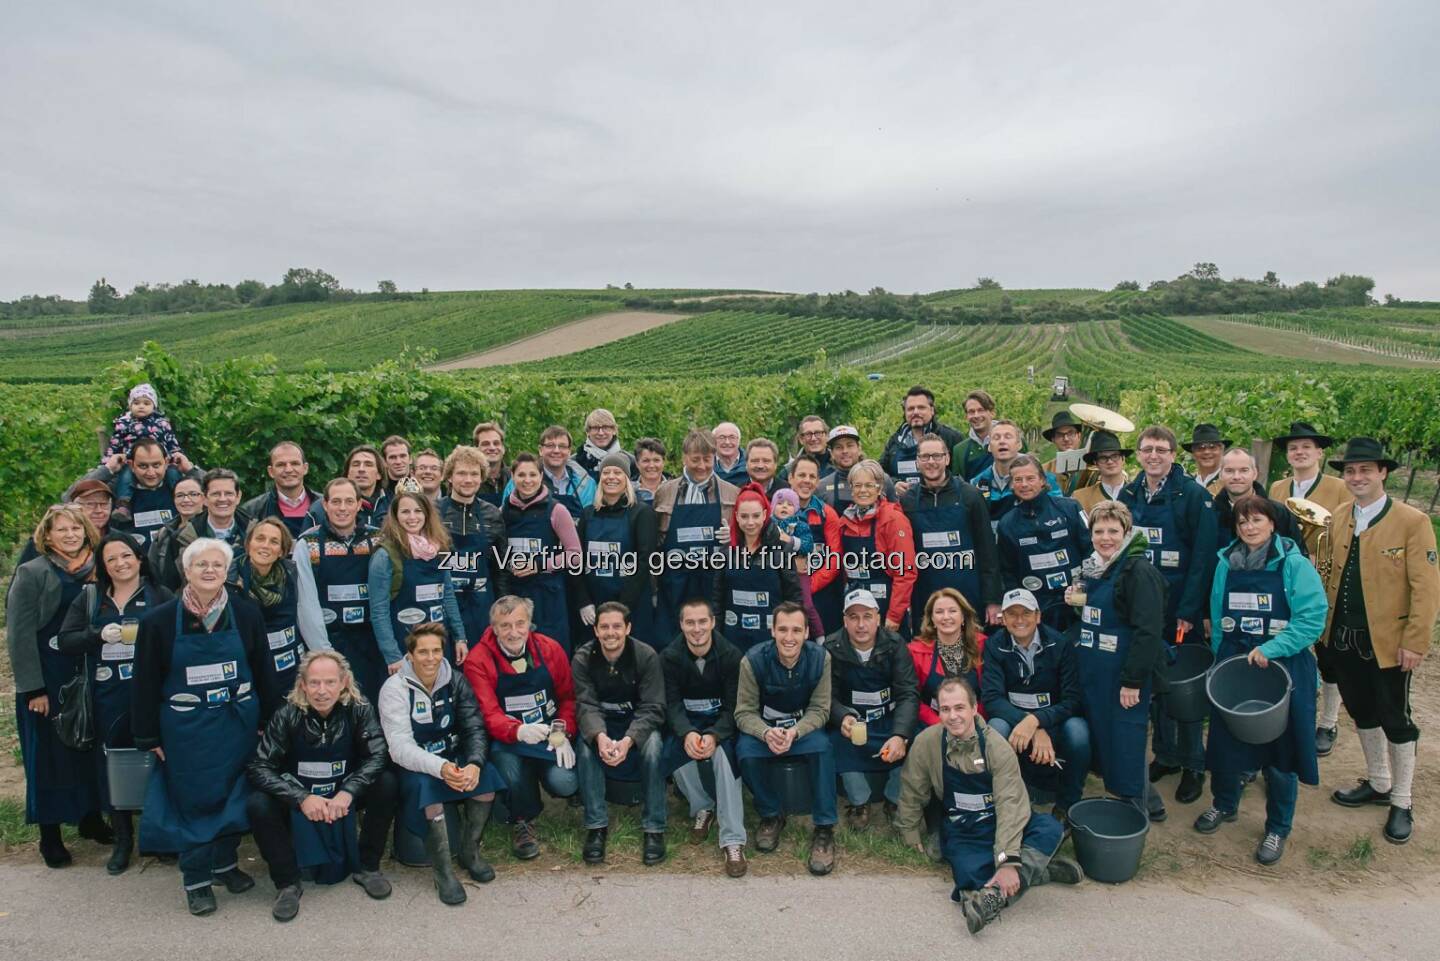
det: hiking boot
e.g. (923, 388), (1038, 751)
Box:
(845, 803), (870, 830)
(271, 884), (302, 922)
(807, 825), (836, 876)
(1193, 806), (1237, 834)
(690, 809), (715, 844)
(962, 886), (1008, 934)
(1045, 856), (1085, 884)
(755, 815), (786, 853)
(723, 844), (748, 878)
(511, 819), (541, 860)
(186, 886), (217, 917)
(1255, 832), (1287, 865)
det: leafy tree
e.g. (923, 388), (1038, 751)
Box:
(975, 277), (1001, 290)
(1262, 270), (1280, 286)
(1189, 262), (1221, 281)
(1113, 280), (1140, 291)
(235, 279), (267, 303)
(378, 280), (398, 294)
(88, 278), (120, 313)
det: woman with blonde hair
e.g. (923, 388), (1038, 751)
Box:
(245, 649), (396, 921)
(907, 586), (985, 726)
(369, 485), (468, 674)
(836, 459), (917, 634)
(5, 504), (107, 867)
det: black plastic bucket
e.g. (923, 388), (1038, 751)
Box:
(1163, 644), (1215, 722)
(1206, 654), (1292, 745)
(1067, 797), (1149, 883)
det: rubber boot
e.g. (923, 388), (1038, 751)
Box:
(424, 816), (467, 905)
(107, 812), (134, 875)
(458, 799), (496, 883)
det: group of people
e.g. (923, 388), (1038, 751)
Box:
(5, 382), (1437, 933)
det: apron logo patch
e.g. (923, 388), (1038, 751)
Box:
(397, 607), (427, 625)
(1022, 576), (1043, 591)
(1221, 616), (1237, 634)
(94, 666), (114, 682)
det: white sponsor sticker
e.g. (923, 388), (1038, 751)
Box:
(1022, 576), (1044, 590)
(1008, 691), (1052, 710)
(1221, 616), (1237, 633)
(327, 583), (366, 602)
(1240, 617), (1265, 635)
(1082, 606), (1101, 626)
(725, 609), (738, 627)
(101, 642), (132, 662)
(950, 792), (993, 812)
(676, 526), (714, 545)
(415, 582), (444, 602)
(321, 608), (338, 624)
(186, 661), (237, 686)
(94, 666), (114, 682)
(762, 705), (801, 727)
(298, 760), (346, 779)
(1228, 592), (1273, 612)
(133, 509), (172, 528)
(508, 537), (543, 555)
(1051, 529), (1069, 540)
(896, 459), (917, 477)
(1268, 619), (1289, 635)
(1139, 526), (1163, 545)
(397, 607), (427, 625)
(1029, 549), (1069, 571)
(267, 626), (296, 651)
(1098, 634), (1119, 653)
(922, 530), (963, 549)
(731, 589), (768, 607)
(1159, 551), (1181, 568)
(1018, 536), (1039, 547)
(504, 692), (544, 715)
(683, 697), (722, 714)
(852, 689), (890, 707)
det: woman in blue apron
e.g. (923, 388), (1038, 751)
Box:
(370, 488), (468, 671)
(379, 624), (506, 904)
(503, 454), (581, 652)
(132, 537), (270, 916)
(5, 504), (106, 868)
(437, 446), (505, 643)
(1198, 496), (1324, 864)
(58, 531), (172, 874)
(837, 460), (918, 637)
(713, 484), (801, 650)
(576, 454), (658, 645)
(1065, 500), (1168, 821)
(907, 587), (984, 727)
(787, 455), (844, 634)
(233, 518), (324, 722)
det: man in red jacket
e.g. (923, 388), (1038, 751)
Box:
(462, 595), (579, 860)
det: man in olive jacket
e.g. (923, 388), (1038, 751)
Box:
(1320, 438), (1440, 846)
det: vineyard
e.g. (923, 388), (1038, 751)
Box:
(1206, 308), (1440, 361)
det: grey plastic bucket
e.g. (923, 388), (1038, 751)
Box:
(1163, 644), (1215, 722)
(1068, 798), (1149, 884)
(103, 746), (155, 811)
(1206, 654), (1292, 745)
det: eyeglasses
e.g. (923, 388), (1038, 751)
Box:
(1192, 443), (1223, 453)
(191, 560), (227, 572)
(851, 482), (881, 491)
(1137, 446), (1172, 455)
(540, 443), (569, 451)
(800, 430), (826, 439)
(917, 453), (947, 461)
(174, 492), (203, 499)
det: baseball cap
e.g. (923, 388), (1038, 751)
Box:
(1000, 588), (1039, 612)
(828, 425), (861, 446)
(843, 588), (879, 612)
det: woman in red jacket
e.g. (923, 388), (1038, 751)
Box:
(837, 459), (917, 634)
(907, 587), (986, 726)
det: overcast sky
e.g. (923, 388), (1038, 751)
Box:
(3, 1), (1437, 301)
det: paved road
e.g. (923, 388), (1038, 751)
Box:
(0, 854), (1427, 960)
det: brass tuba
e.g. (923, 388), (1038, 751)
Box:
(1286, 497), (1334, 580)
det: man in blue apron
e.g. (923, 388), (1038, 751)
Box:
(438, 445), (508, 642)
(660, 598), (749, 876)
(651, 428), (739, 641)
(292, 479), (386, 704)
(880, 385), (964, 489)
(898, 434), (1001, 627)
(245, 651), (396, 921)
(462, 595), (580, 860)
(996, 456), (1089, 632)
(1119, 425), (1218, 805)
(823, 589), (919, 828)
(734, 603), (838, 875)
(895, 677), (1082, 934)
(572, 603), (668, 865)
(979, 589), (1089, 820)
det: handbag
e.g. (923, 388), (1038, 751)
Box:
(52, 584), (99, 751)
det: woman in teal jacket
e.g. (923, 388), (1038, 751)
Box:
(1195, 495), (1326, 866)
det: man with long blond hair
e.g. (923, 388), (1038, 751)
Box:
(245, 650), (397, 922)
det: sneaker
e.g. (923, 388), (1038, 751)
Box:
(962, 886), (1008, 934)
(723, 844), (748, 878)
(214, 867), (255, 894)
(352, 870), (392, 899)
(512, 820), (541, 860)
(186, 886), (217, 917)
(1315, 726), (1338, 757)
(755, 815), (786, 853)
(1193, 807), (1237, 835)
(1176, 769), (1206, 804)
(1384, 805), (1413, 845)
(807, 826), (836, 876)
(271, 884), (301, 923)
(1332, 779), (1391, 808)
(845, 803), (870, 830)
(1255, 832), (1286, 865)
(690, 810), (715, 844)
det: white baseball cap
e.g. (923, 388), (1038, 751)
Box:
(1000, 588), (1040, 612)
(828, 425), (861, 445)
(843, 588), (879, 612)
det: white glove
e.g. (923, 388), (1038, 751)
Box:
(516, 722), (551, 745)
(550, 737), (576, 770)
(100, 623), (123, 643)
(579, 604), (597, 626)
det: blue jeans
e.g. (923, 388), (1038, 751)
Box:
(1212, 767), (1298, 837)
(839, 768), (902, 806)
(178, 833), (241, 890)
(1151, 700), (1205, 772)
(987, 715), (1092, 809)
(739, 749), (838, 827)
(577, 735), (668, 834)
(489, 745), (579, 822)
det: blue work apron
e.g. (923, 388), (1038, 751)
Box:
(583, 507), (655, 645)
(1074, 561), (1150, 799)
(915, 642), (980, 723)
(735, 642), (830, 760)
(138, 604), (259, 851)
(803, 503), (843, 635)
(660, 663), (737, 776)
(1128, 486), (1192, 626)
(907, 485), (983, 617)
(443, 503), (496, 643)
(390, 554), (454, 663)
(18, 566), (100, 824)
(286, 716), (361, 884)
(1204, 562), (1319, 785)
(490, 641), (563, 762)
(506, 502), (571, 652)
(587, 653), (645, 782)
(128, 485), (175, 552)
(828, 652), (899, 774)
(656, 498), (723, 645)
(720, 544), (783, 650)
(240, 561), (304, 721)
(310, 531), (383, 704)
(398, 678), (506, 835)
(999, 496), (1085, 630)
(89, 584), (161, 808)
(543, 469), (585, 522)
(842, 521), (893, 615)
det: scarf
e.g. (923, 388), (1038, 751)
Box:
(50, 549), (96, 580)
(181, 584), (229, 632)
(843, 501), (878, 523)
(936, 638), (971, 678)
(1228, 539), (1270, 571)
(508, 485), (550, 510)
(1080, 528), (1146, 580)
(247, 560), (288, 609)
(583, 438), (620, 466)
(682, 470), (711, 506)
(407, 532), (439, 561)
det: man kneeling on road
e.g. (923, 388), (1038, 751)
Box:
(735, 602), (839, 875)
(896, 677), (1083, 934)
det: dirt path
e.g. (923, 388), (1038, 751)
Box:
(428, 311), (688, 370)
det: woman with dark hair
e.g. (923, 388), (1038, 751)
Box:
(1195, 494), (1325, 865)
(502, 453), (582, 652)
(58, 530), (173, 873)
(5, 504), (108, 867)
(370, 485), (468, 671)
(633, 437), (670, 506)
(576, 452), (658, 645)
(907, 586), (985, 725)
(233, 517), (332, 722)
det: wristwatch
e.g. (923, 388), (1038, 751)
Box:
(995, 851), (1010, 866)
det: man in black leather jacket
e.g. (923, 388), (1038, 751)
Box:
(246, 650), (395, 922)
